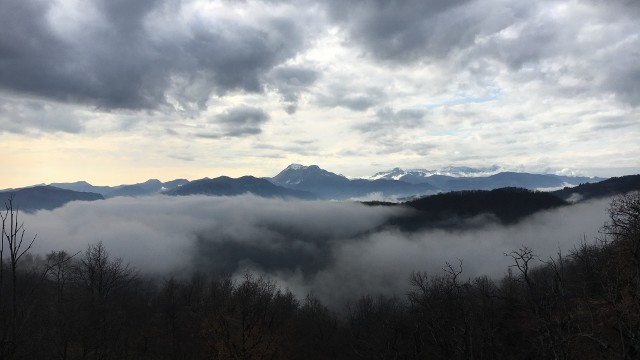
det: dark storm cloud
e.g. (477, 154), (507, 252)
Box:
(212, 105), (270, 137)
(0, 0), (309, 111)
(322, 0), (640, 107)
(25, 195), (613, 307)
(269, 65), (319, 114)
(324, 0), (520, 63)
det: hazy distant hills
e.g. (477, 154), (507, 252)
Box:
(0, 186), (103, 212)
(270, 164), (438, 200)
(51, 179), (189, 198)
(165, 176), (315, 199)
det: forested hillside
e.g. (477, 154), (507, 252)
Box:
(0, 192), (639, 359)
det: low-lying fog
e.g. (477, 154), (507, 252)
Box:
(24, 195), (612, 306)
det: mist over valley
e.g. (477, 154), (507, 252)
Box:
(18, 186), (618, 307)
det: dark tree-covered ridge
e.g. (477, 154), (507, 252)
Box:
(365, 187), (569, 231)
(552, 174), (640, 202)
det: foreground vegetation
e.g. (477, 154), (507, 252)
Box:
(1, 192), (639, 359)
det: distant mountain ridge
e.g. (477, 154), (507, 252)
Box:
(270, 164), (438, 200)
(165, 176), (315, 199)
(0, 186), (103, 212)
(369, 166), (602, 190)
(370, 165), (502, 180)
(3, 164), (635, 213)
(51, 179), (189, 198)
(268, 164), (604, 199)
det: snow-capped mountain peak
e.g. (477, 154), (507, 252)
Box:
(285, 163), (307, 171)
(370, 167), (407, 180)
(369, 165), (503, 181)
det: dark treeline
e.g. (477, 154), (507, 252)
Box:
(364, 187), (570, 231)
(1, 192), (640, 359)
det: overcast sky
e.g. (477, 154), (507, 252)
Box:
(1, 0), (639, 187)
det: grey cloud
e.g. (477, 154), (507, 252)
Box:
(168, 153), (195, 162)
(269, 65), (319, 114)
(589, 115), (639, 132)
(0, 0), (310, 114)
(0, 96), (85, 134)
(464, 1), (640, 106)
(24, 194), (613, 307)
(253, 141), (321, 157)
(317, 85), (386, 111)
(213, 105), (270, 137)
(356, 106), (426, 133)
(324, 0), (520, 63)
(601, 47), (640, 106)
(323, 0), (640, 107)
(580, 0), (640, 17)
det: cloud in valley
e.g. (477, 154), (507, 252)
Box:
(24, 195), (613, 307)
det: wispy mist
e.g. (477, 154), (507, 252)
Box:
(23, 195), (612, 306)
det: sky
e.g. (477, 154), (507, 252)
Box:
(1, 0), (639, 188)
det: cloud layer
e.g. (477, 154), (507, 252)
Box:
(24, 195), (612, 307)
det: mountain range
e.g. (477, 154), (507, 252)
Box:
(270, 164), (438, 200)
(164, 176), (315, 199)
(369, 167), (601, 190)
(1, 164), (636, 213)
(0, 186), (103, 212)
(50, 179), (189, 198)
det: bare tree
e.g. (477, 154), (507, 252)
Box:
(603, 191), (640, 291)
(600, 192), (640, 358)
(0, 194), (36, 359)
(505, 246), (537, 291)
(72, 241), (136, 359)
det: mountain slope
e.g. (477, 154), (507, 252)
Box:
(165, 176), (316, 199)
(0, 186), (103, 212)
